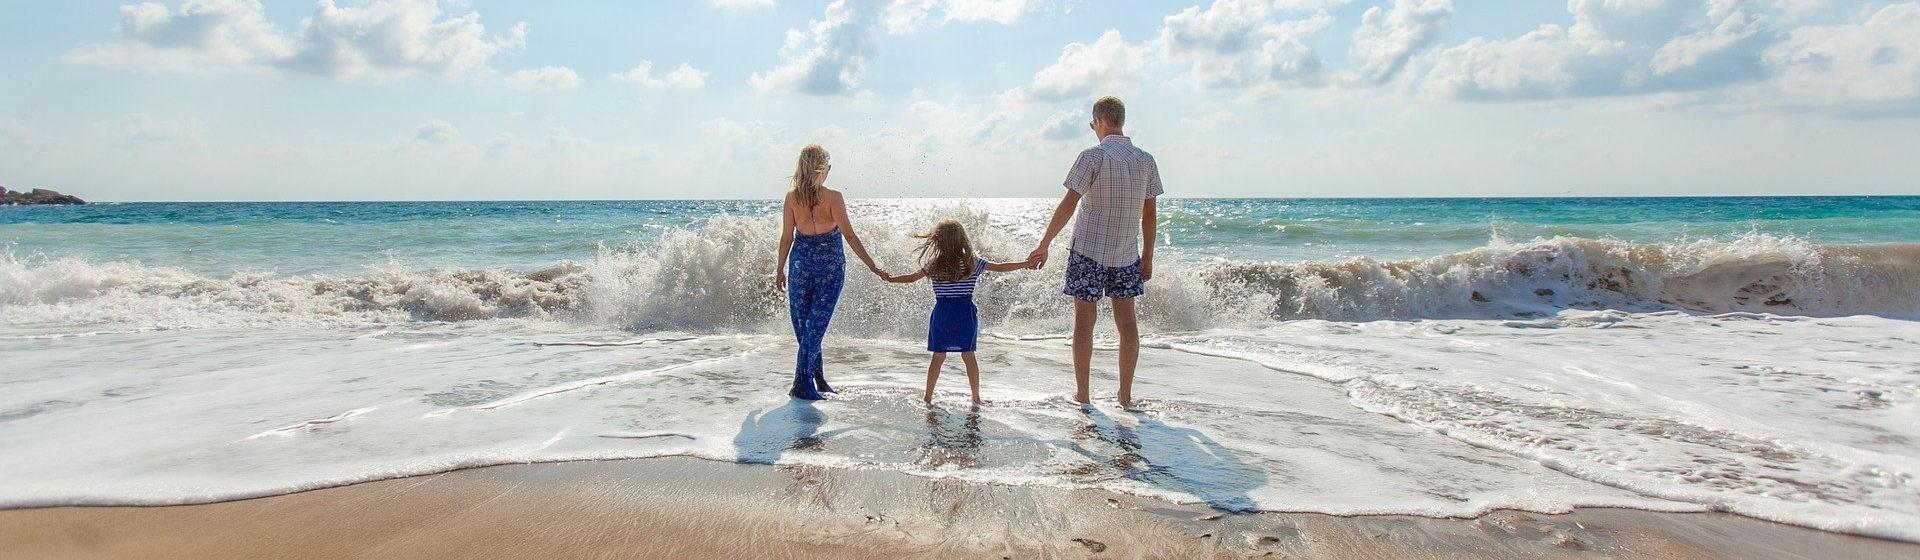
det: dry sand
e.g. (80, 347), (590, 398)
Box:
(3, 457), (1916, 559)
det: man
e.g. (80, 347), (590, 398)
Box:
(1028, 95), (1162, 408)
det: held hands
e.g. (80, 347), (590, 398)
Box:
(1026, 246), (1049, 270)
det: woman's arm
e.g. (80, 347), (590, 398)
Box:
(883, 270), (925, 283)
(775, 194), (795, 292)
(831, 191), (884, 276)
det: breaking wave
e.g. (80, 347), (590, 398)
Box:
(4, 215), (1916, 332)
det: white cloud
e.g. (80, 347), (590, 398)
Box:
(282, 0), (527, 80)
(1640, 0), (1774, 90)
(1568, 0), (1698, 45)
(1348, 0), (1453, 85)
(505, 66), (582, 93)
(66, 0), (528, 82)
(610, 61), (709, 90)
(883, 0), (941, 34)
(1422, 24), (1635, 99)
(64, 0), (297, 74)
(1039, 108), (1089, 140)
(1768, 0), (1829, 23)
(1154, 0), (1346, 89)
(1420, 0), (1788, 100)
(750, 0), (882, 95)
(709, 0), (775, 12)
(944, 0), (1040, 25)
(882, 0), (1037, 34)
(414, 119), (458, 143)
(1761, 2), (1920, 108)
(1019, 30), (1147, 101)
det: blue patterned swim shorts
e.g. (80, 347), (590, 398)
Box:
(1063, 251), (1143, 301)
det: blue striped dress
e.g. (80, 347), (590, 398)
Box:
(927, 258), (986, 352)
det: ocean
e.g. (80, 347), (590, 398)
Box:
(3, 197), (1918, 541)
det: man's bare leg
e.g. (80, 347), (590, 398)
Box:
(1112, 296), (1139, 408)
(1072, 298), (1098, 404)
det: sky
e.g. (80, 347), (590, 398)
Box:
(0, 0), (1916, 201)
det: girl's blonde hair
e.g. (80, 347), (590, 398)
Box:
(915, 218), (977, 283)
(790, 144), (830, 209)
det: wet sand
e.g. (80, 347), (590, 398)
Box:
(2, 457), (1915, 559)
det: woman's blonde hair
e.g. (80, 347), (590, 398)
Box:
(790, 144), (830, 209)
(915, 218), (977, 283)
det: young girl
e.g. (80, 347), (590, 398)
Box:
(882, 219), (1033, 405)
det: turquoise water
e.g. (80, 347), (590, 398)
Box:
(4, 197), (1916, 276)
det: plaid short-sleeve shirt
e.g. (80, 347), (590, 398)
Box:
(1064, 135), (1163, 267)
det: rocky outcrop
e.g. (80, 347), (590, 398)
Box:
(0, 187), (86, 205)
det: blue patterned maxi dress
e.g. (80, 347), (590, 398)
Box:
(786, 228), (844, 400)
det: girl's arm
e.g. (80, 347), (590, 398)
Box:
(775, 194), (795, 292)
(983, 259), (1033, 273)
(883, 270), (925, 283)
(832, 191), (885, 276)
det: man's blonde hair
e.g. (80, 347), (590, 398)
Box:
(1093, 96), (1125, 128)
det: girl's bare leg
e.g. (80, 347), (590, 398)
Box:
(924, 352), (947, 404)
(961, 352), (982, 405)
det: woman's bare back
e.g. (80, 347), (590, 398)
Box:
(787, 188), (842, 235)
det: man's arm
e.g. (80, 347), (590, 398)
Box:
(1140, 196), (1156, 282)
(1028, 189), (1082, 269)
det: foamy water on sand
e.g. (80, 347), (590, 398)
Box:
(2, 198), (1917, 542)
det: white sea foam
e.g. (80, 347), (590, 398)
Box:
(2, 216), (1918, 542)
(2, 310), (1916, 540)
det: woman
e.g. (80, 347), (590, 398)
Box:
(774, 144), (884, 400)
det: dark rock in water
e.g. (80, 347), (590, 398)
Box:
(1071, 538), (1108, 553)
(1535, 288), (1555, 297)
(0, 187), (87, 205)
(1470, 291), (1490, 303)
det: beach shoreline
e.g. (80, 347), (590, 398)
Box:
(4, 456), (1914, 560)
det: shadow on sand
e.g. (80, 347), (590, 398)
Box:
(732, 399), (829, 464)
(1070, 408), (1268, 513)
